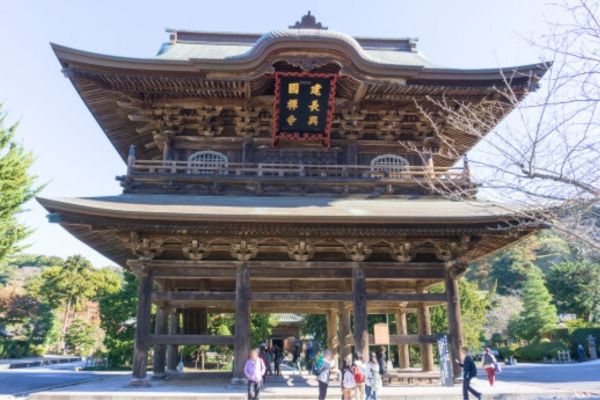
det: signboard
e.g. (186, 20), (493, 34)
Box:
(373, 323), (390, 345)
(437, 334), (454, 387)
(272, 72), (338, 150)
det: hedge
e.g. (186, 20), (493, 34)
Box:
(554, 328), (600, 355)
(513, 341), (568, 361)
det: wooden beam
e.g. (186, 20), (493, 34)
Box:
(149, 334), (235, 346)
(134, 260), (445, 270)
(388, 334), (437, 345)
(396, 311), (410, 369)
(130, 269), (153, 386)
(353, 263), (369, 358)
(251, 292), (353, 301)
(167, 309), (179, 371)
(232, 264), (250, 385)
(154, 291), (235, 302)
(445, 264), (464, 378)
(366, 293), (447, 303)
(152, 307), (168, 378)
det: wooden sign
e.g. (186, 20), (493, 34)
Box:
(437, 334), (454, 387)
(373, 323), (390, 345)
(272, 72), (337, 150)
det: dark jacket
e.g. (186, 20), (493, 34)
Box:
(377, 351), (387, 374)
(459, 355), (477, 379)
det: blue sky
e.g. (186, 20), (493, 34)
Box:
(0, 0), (563, 268)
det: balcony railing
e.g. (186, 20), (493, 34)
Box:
(126, 160), (469, 183)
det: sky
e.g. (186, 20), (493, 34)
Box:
(0, 0), (565, 268)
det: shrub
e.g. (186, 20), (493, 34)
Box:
(29, 344), (46, 357)
(514, 341), (568, 360)
(0, 339), (31, 359)
(497, 345), (518, 360)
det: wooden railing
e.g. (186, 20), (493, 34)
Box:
(127, 160), (469, 183)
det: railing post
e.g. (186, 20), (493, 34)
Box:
(127, 145), (136, 176)
(258, 164), (263, 177)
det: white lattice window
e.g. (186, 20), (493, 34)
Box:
(188, 151), (228, 175)
(370, 154), (409, 178)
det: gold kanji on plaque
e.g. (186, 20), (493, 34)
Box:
(310, 83), (322, 96)
(287, 99), (299, 110)
(287, 115), (297, 126)
(308, 116), (319, 126)
(288, 83), (300, 94)
(308, 99), (320, 112)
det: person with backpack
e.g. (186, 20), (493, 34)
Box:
(341, 357), (356, 400)
(316, 350), (335, 400)
(455, 346), (482, 400)
(365, 352), (382, 400)
(352, 352), (367, 400)
(481, 347), (498, 386)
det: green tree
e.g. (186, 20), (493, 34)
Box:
(546, 261), (600, 321)
(509, 273), (559, 341)
(300, 315), (327, 347)
(0, 105), (43, 264)
(489, 245), (542, 295)
(65, 319), (96, 355)
(98, 271), (138, 366)
(28, 255), (97, 350)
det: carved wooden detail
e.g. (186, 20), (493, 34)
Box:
(289, 11), (328, 30)
(122, 232), (164, 261)
(181, 238), (211, 261)
(233, 107), (270, 138)
(286, 240), (317, 261)
(341, 241), (373, 262)
(385, 240), (418, 262)
(230, 240), (260, 261)
(432, 236), (472, 261)
(336, 110), (368, 140)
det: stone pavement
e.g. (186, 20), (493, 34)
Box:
(27, 368), (579, 400)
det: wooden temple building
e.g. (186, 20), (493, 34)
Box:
(39, 12), (548, 386)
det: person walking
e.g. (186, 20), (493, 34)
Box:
(316, 350), (336, 400)
(365, 352), (382, 400)
(340, 357), (356, 400)
(352, 352), (366, 400)
(265, 348), (273, 377)
(481, 347), (497, 386)
(577, 344), (585, 362)
(273, 346), (282, 376)
(244, 349), (266, 400)
(376, 346), (387, 376)
(456, 346), (482, 400)
(292, 346), (302, 375)
(259, 348), (269, 380)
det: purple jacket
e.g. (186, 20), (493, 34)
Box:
(244, 358), (266, 382)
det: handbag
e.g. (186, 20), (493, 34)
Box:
(494, 362), (502, 373)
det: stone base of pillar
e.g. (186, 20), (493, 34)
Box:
(151, 373), (166, 380)
(129, 378), (152, 387)
(230, 376), (248, 385)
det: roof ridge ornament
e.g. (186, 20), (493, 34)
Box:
(289, 11), (328, 30)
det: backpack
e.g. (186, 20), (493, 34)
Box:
(343, 370), (356, 389)
(372, 370), (383, 392)
(352, 365), (365, 383)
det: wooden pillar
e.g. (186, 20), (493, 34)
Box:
(152, 306), (168, 379)
(353, 263), (369, 359)
(445, 264), (464, 378)
(327, 309), (339, 363)
(167, 309), (179, 371)
(338, 302), (352, 361)
(395, 311), (410, 369)
(231, 263), (251, 385)
(417, 302), (434, 372)
(130, 267), (153, 386)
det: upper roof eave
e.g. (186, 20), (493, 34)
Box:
(51, 41), (550, 83)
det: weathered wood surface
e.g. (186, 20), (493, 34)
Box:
(152, 306), (168, 377)
(388, 334), (437, 345)
(338, 302), (352, 360)
(131, 269), (153, 383)
(445, 264), (465, 378)
(417, 302), (435, 372)
(395, 311), (410, 368)
(167, 309), (179, 371)
(353, 264), (369, 359)
(232, 264), (250, 384)
(154, 291), (236, 301)
(149, 334), (235, 346)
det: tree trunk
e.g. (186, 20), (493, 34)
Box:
(60, 296), (72, 354)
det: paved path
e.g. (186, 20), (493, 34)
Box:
(0, 361), (118, 397)
(493, 360), (600, 395)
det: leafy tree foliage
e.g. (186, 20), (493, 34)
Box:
(98, 270), (138, 366)
(509, 273), (559, 341)
(0, 105), (43, 264)
(65, 319), (96, 355)
(546, 260), (600, 321)
(300, 315), (327, 347)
